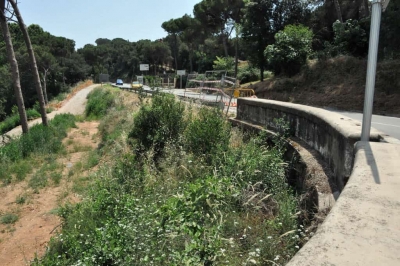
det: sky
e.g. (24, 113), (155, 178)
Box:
(18, 0), (201, 50)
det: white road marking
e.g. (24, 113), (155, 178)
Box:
(372, 122), (400, 128)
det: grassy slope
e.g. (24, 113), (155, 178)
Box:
(252, 56), (400, 117)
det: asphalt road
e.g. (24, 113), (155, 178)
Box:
(331, 110), (400, 140)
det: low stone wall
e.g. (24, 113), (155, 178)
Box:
(235, 98), (382, 191)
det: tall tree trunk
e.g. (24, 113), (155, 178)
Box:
(173, 34), (178, 71)
(221, 29), (229, 57)
(189, 46), (193, 73)
(234, 29), (239, 79)
(42, 68), (49, 104)
(333, 0), (343, 22)
(0, 1), (28, 133)
(10, 0), (48, 126)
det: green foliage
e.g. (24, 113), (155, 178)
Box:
(319, 19), (368, 58)
(15, 194), (26, 204)
(265, 24), (313, 76)
(85, 150), (100, 169)
(29, 170), (49, 190)
(0, 107), (41, 135)
(0, 115), (20, 135)
(26, 108), (41, 120)
(184, 107), (230, 160)
(9, 160), (32, 181)
(242, 0), (310, 80)
(85, 87), (116, 119)
(237, 64), (260, 83)
(34, 93), (303, 265)
(381, 1), (400, 59)
(0, 213), (19, 224)
(129, 93), (185, 157)
(212, 56), (235, 74)
(0, 114), (75, 184)
(0, 24), (90, 118)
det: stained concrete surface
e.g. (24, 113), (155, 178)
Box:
(288, 141), (400, 266)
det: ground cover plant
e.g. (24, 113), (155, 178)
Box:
(34, 91), (307, 265)
(0, 107), (41, 135)
(0, 113), (76, 185)
(85, 86), (117, 120)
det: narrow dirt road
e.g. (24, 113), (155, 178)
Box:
(5, 84), (99, 138)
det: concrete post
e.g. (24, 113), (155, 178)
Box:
(361, 0), (383, 141)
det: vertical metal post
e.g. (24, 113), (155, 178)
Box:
(361, 0), (382, 141)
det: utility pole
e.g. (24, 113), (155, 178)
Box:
(361, 0), (390, 141)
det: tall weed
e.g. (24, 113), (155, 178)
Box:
(0, 114), (76, 184)
(85, 87), (116, 119)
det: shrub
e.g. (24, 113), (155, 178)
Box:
(237, 65), (260, 84)
(85, 87), (115, 119)
(265, 24), (313, 76)
(26, 108), (41, 120)
(184, 107), (230, 160)
(129, 93), (185, 158)
(213, 56), (235, 75)
(332, 19), (368, 57)
(1, 213), (18, 224)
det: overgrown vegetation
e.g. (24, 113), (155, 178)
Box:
(0, 114), (76, 184)
(0, 107), (41, 134)
(34, 91), (308, 265)
(85, 87), (116, 119)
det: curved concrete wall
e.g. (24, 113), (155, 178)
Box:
(235, 98), (382, 190)
(234, 98), (400, 265)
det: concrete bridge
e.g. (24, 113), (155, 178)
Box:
(231, 98), (400, 265)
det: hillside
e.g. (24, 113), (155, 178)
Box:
(251, 56), (400, 117)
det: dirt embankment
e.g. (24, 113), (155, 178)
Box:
(251, 56), (400, 117)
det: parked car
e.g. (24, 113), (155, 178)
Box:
(131, 81), (142, 90)
(116, 79), (123, 85)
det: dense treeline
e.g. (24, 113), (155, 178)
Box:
(77, 0), (400, 82)
(1, 0), (399, 120)
(0, 23), (89, 120)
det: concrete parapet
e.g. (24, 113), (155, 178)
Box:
(236, 98), (383, 190)
(287, 141), (400, 265)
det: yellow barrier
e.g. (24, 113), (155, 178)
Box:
(225, 88), (256, 98)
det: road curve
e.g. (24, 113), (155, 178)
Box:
(4, 84), (99, 138)
(329, 110), (400, 140)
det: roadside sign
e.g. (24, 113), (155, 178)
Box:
(177, 70), (186, 76)
(177, 70), (186, 89)
(137, 76), (144, 84)
(99, 73), (109, 83)
(140, 64), (149, 71)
